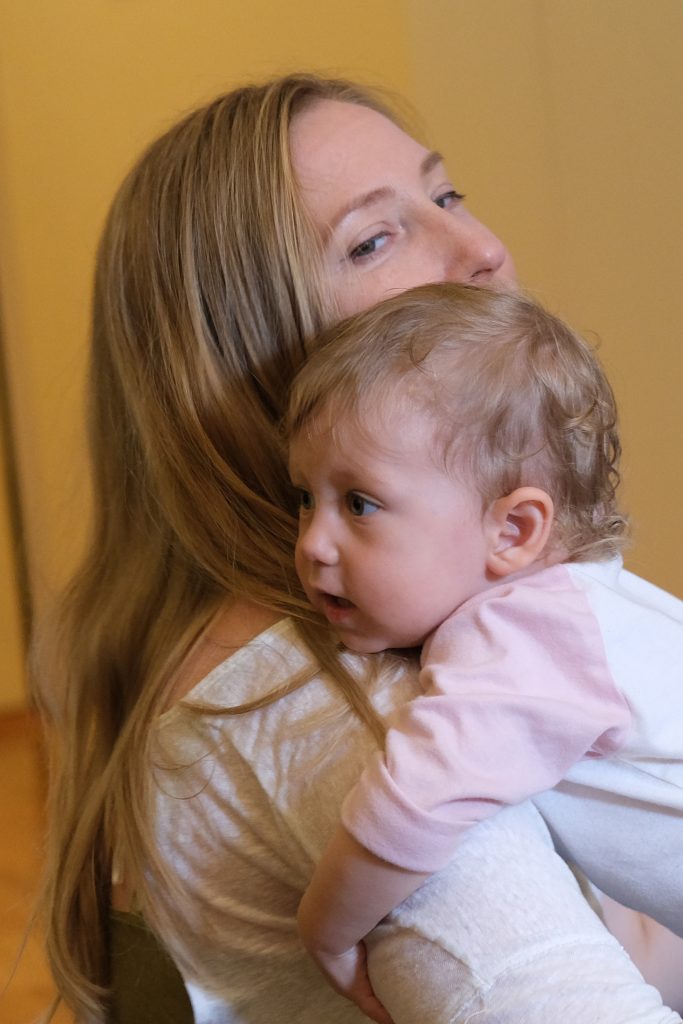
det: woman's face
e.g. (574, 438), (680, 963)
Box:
(290, 99), (516, 318)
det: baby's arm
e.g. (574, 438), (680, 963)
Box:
(298, 822), (429, 1020)
(343, 573), (634, 878)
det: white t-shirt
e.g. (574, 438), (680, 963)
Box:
(151, 617), (680, 1023)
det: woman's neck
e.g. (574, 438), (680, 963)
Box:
(165, 598), (282, 706)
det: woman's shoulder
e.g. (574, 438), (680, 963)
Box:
(162, 615), (420, 728)
(152, 621), (419, 836)
(161, 616), (310, 717)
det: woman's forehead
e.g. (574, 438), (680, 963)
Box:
(289, 98), (433, 232)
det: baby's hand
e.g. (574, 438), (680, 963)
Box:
(309, 941), (394, 1024)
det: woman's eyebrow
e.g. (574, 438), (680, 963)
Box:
(421, 150), (445, 176)
(329, 151), (445, 233)
(329, 187), (393, 232)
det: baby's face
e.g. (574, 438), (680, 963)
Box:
(289, 407), (493, 653)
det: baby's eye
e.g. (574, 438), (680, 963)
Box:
(298, 489), (315, 513)
(434, 189), (465, 210)
(346, 492), (380, 517)
(349, 232), (389, 263)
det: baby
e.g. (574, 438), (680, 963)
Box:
(287, 283), (683, 1017)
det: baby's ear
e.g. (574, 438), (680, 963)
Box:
(484, 487), (554, 578)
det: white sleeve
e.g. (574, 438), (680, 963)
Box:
(366, 802), (681, 1024)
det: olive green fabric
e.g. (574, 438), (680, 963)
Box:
(109, 910), (194, 1024)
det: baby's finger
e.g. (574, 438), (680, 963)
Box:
(356, 991), (395, 1024)
(351, 962), (395, 1024)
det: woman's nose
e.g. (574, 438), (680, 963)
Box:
(438, 211), (514, 286)
(297, 515), (339, 566)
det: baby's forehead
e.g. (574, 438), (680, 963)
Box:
(293, 393), (441, 467)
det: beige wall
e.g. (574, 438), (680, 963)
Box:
(0, 0), (681, 709)
(0, 421), (26, 711)
(0, 0), (413, 709)
(403, 0), (683, 596)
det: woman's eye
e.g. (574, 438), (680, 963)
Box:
(298, 489), (315, 513)
(434, 189), (465, 210)
(346, 492), (380, 517)
(349, 232), (389, 263)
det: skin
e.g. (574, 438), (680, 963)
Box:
(289, 99), (517, 318)
(290, 407), (549, 654)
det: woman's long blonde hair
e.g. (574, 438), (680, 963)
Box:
(36, 73), (397, 1021)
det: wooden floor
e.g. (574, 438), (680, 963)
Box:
(0, 713), (73, 1023)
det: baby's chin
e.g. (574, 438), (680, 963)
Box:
(337, 630), (424, 656)
(336, 630), (389, 656)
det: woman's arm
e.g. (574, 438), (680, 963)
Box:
(298, 810), (683, 1024)
(365, 802), (681, 1024)
(601, 896), (683, 1013)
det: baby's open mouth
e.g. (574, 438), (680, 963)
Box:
(325, 594), (354, 609)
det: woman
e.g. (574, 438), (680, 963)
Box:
(38, 73), (681, 1023)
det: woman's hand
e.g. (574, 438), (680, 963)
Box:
(308, 940), (394, 1024)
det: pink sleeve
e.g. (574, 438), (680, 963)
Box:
(342, 564), (632, 872)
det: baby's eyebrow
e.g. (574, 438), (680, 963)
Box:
(328, 151), (445, 233)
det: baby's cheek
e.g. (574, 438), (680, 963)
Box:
(294, 543), (307, 586)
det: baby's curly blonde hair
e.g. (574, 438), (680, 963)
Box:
(288, 282), (628, 563)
